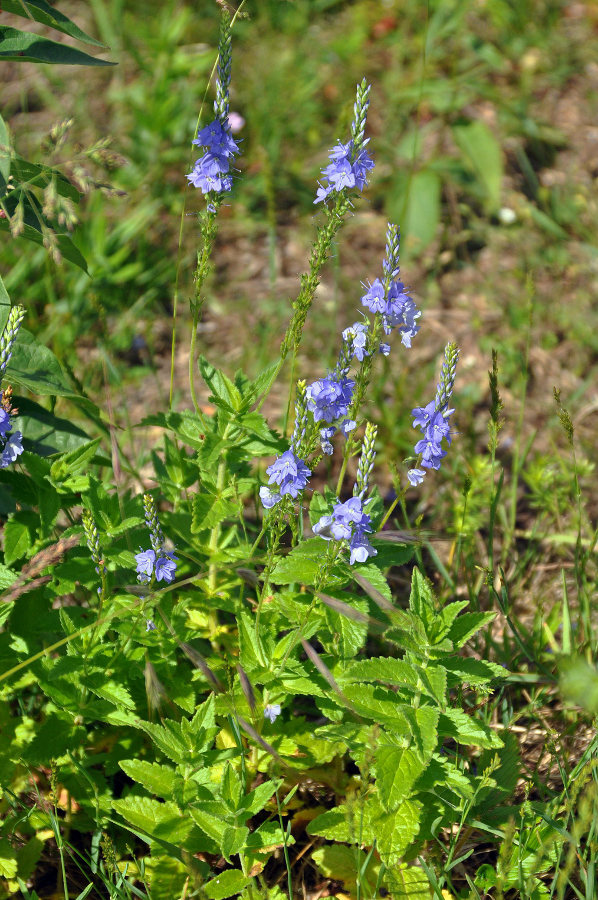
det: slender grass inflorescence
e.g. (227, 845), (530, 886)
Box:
(135, 494), (178, 585)
(408, 341), (460, 486)
(0, 308), (24, 469)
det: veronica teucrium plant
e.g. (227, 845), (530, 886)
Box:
(0, 11), (509, 899)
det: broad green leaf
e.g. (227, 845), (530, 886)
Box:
(21, 714), (86, 765)
(112, 796), (191, 845)
(0, 839), (17, 878)
(0, 563), (17, 590)
(140, 410), (208, 450)
(383, 864), (431, 899)
(248, 358), (281, 405)
(323, 594), (368, 659)
(377, 745), (426, 810)
(239, 779), (279, 817)
(439, 708), (503, 749)
(204, 870), (250, 900)
(199, 356), (242, 412)
(448, 611), (496, 648)
(1, 0), (105, 46)
(0, 113), (10, 184)
(191, 493), (238, 533)
(345, 658), (446, 704)
(452, 120), (503, 212)
(3, 515), (32, 566)
(6, 330), (81, 398)
(221, 824), (249, 861)
(238, 610), (264, 671)
(312, 844), (381, 897)
(440, 656), (505, 686)
(0, 25), (114, 66)
(50, 439), (101, 481)
(11, 397), (91, 456)
(374, 798), (423, 866)
(119, 760), (176, 799)
(270, 538), (345, 587)
(82, 676), (134, 709)
(341, 683), (413, 732)
(388, 168), (441, 256)
(222, 762), (243, 812)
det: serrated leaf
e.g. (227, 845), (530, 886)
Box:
(312, 844), (381, 897)
(199, 356), (242, 412)
(239, 779), (278, 817)
(383, 864), (431, 898)
(50, 439), (101, 483)
(112, 796), (191, 845)
(0, 839), (17, 878)
(441, 656), (505, 686)
(377, 745), (426, 810)
(340, 683), (412, 732)
(191, 493), (238, 533)
(323, 594), (368, 658)
(344, 658), (446, 704)
(83, 677), (135, 709)
(270, 538), (345, 587)
(0, 25), (114, 66)
(119, 760), (176, 799)
(439, 709), (503, 749)
(204, 869), (250, 900)
(448, 611), (496, 647)
(221, 824), (249, 861)
(2, 0), (105, 46)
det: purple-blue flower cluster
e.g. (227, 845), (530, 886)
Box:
(0, 392), (23, 470)
(407, 342), (459, 486)
(361, 277), (421, 348)
(135, 548), (178, 585)
(187, 119), (240, 194)
(315, 139), (374, 204)
(313, 496), (376, 565)
(260, 449), (311, 509)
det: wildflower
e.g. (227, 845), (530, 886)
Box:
(306, 374), (354, 424)
(135, 549), (156, 583)
(264, 703), (281, 723)
(143, 493), (165, 555)
(342, 321), (369, 362)
(313, 495), (376, 565)
(259, 485), (281, 509)
(360, 278), (387, 314)
(146, 619), (156, 632)
(315, 80), (374, 204)
(0, 405), (10, 438)
(155, 553), (178, 584)
(266, 450), (311, 500)
(0, 431), (23, 468)
(409, 342), (459, 483)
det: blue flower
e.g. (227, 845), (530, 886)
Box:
(259, 485), (281, 509)
(306, 374), (354, 424)
(407, 468), (425, 487)
(155, 553), (178, 584)
(135, 548), (156, 583)
(314, 138), (374, 204)
(0, 406), (10, 439)
(360, 278), (386, 314)
(187, 118), (240, 195)
(313, 496), (377, 565)
(266, 450), (311, 499)
(264, 703), (281, 723)
(0, 431), (23, 468)
(146, 619), (156, 632)
(342, 322), (369, 362)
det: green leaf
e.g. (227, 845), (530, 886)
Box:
(9, 155), (81, 203)
(452, 120), (503, 212)
(119, 760), (176, 799)
(340, 683), (413, 732)
(221, 762), (243, 812)
(6, 329), (83, 398)
(21, 714), (87, 765)
(270, 538), (346, 587)
(1, 0), (105, 46)
(389, 168), (441, 256)
(199, 356), (242, 412)
(0, 563), (17, 590)
(383, 864), (431, 899)
(11, 397), (91, 456)
(377, 745), (426, 810)
(239, 779), (278, 817)
(439, 708), (503, 749)
(0, 25), (114, 66)
(191, 493), (238, 533)
(112, 796), (191, 846)
(0, 838), (17, 879)
(323, 593), (368, 659)
(82, 676), (135, 709)
(448, 611), (496, 648)
(313, 844), (381, 898)
(221, 824), (249, 861)
(3, 514), (32, 566)
(203, 869), (250, 900)
(140, 410), (208, 450)
(50, 439), (101, 481)
(440, 656), (505, 686)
